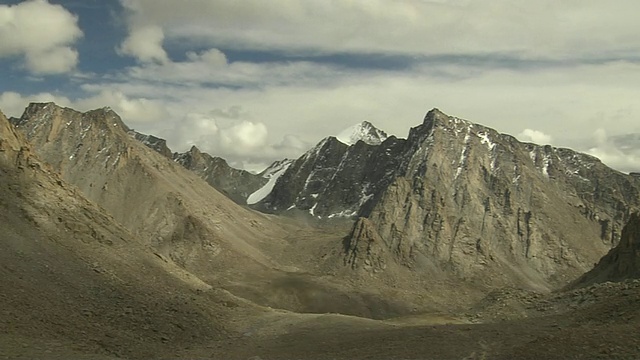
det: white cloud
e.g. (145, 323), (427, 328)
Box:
(117, 25), (169, 63)
(175, 114), (268, 154)
(25, 46), (79, 74)
(118, 0), (640, 60)
(518, 129), (552, 145)
(218, 121), (268, 154)
(186, 48), (227, 66)
(0, 0), (82, 74)
(586, 129), (640, 174)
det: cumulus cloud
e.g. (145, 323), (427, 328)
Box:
(117, 25), (169, 63)
(0, 0), (82, 74)
(167, 112), (268, 157)
(161, 108), (311, 170)
(517, 129), (552, 145)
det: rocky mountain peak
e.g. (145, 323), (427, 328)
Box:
(336, 120), (389, 146)
(188, 145), (201, 154)
(423, 107), (449, 123)
(128, 130), (172, 158)
(13, 103), (131, 145)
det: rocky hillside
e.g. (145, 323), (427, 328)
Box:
(256, 108), (640, 289)
(173, 145), (266, 204)
(10, 103), (285, 278)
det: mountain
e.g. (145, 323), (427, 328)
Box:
(9, 102), (420, 320)
(336, 120), (389, 146)
(256, 108), (640, 289)
(10, 103), (284, 277)
(0, 108), (233, 358)
(173, 145), (267, 204)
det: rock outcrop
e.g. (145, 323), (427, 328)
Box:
(347, 109), (640, 289)
(128, 129), (173, 158)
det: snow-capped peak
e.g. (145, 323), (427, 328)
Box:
(336, 121), (388, 146)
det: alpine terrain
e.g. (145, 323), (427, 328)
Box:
(3, 103), (640, 359)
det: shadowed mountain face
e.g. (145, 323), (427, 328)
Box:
(128, 130), (173, 158)
(573, 213), (640, 287)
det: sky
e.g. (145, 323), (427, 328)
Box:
(1, 0), (640, 173)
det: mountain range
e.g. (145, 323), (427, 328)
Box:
(3, 102), (640, 359)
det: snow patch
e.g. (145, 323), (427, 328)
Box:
(542, 154), (551, 177)
(309, 203), (317, 216)
(336, 121), (388, 146)
(477, 132), (496, 151)
(328, 210), (358, 219)
(455, 130), (471, 180)
(247, 161), (292, 205)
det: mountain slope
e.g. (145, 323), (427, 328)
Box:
(0, 109), (234, 358)
(128, 129), (173, 158)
